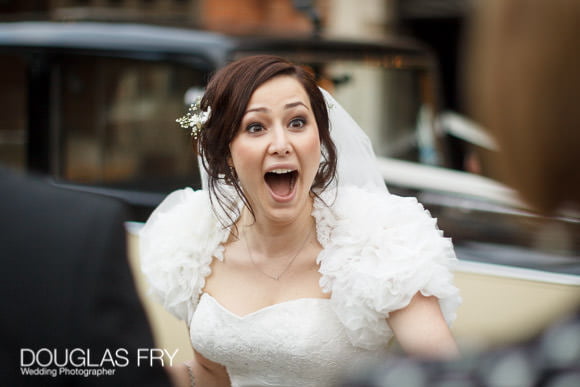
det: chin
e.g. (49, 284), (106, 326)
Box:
(261, 190), (312, 224)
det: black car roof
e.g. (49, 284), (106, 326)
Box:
(0, 21), (234, 65)
(0, 21), (431, 69)
(233, 35), (430, 64)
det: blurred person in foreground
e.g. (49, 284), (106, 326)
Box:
(339, 0), (580, 386)
(0, 166), (171, 386)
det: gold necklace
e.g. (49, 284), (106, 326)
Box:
(243, 229), (313, 281)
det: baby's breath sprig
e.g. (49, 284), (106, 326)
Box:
(176, 96), (211, 139)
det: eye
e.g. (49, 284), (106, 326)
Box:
(246, 122), (264, 133)
(289, 118), (306, 129)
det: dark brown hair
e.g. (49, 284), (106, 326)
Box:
(197, 55), (337, 226)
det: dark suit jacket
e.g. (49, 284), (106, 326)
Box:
(0, 167), (171, 386)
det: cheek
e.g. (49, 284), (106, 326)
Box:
(302, 133), (321, 174)
(229, 141), (258, 179)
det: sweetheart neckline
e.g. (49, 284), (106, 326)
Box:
(200, 292), (331, 320)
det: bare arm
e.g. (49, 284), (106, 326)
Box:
(387, 292), (459, 359)
(167, 350), (230, 387)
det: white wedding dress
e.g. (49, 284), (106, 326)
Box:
(191, 294), (371, 386)
(140, 186), (461, 387)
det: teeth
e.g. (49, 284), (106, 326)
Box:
(270, 169), (294, 174)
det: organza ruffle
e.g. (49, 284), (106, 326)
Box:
(314, 186), (461, 350)
(140, 188), (227, 322)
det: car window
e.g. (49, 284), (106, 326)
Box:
(418, 189), (580, 275)
(57, 55), (206, 193)
(0, 54), (27, 171)
(323, 60), (431, 163)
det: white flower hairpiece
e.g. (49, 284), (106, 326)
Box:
(176, 96), (211, 139)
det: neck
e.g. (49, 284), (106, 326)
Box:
(238, 200), (315, 259)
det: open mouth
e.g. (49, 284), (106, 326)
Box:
(264, 169), (298, 198)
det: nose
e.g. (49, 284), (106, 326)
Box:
(268, 125), (291, 156)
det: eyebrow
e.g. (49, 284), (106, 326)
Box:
(284, 101), (309, 110)
(245, 101), (309, 114)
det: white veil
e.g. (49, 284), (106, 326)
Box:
(320, 88), (388, 194)
(198, 87), (388, 195)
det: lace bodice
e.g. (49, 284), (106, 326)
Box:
(190, 293), (377, 387)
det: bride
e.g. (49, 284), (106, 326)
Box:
(140, 55), (461, 386)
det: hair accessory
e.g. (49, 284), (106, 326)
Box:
(176, 96), (211, 139)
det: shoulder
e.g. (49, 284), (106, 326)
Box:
(139, 188), (230, 248)
(332, 185), (438, 225)
(140, 188), (213, 237)
(314, 185), (452, 251)
(139, 188), (227, 322)
(314, 185), (461, 350)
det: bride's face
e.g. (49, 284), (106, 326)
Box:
(229, 75), (321, 225)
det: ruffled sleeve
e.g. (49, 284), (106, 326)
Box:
(139, 188), (228, 323)
(313, 186), (461, 350)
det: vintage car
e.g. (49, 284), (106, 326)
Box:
(0, 20), (434, 219)
(1, 21), (578, 359)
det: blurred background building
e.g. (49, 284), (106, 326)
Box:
(0, 0), (472, 109)
(0, 0), (486, 186)
(0, 0), (487, 203)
